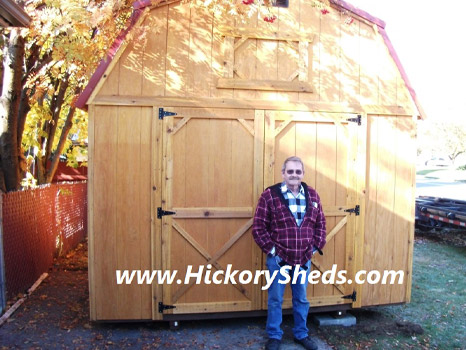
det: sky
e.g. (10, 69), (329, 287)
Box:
(348, 0), (466, 122)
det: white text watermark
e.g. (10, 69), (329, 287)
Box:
(115, 264), (404, 290)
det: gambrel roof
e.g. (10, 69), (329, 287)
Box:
(76, 0), (426, 119)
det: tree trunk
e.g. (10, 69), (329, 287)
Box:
(0, 29), (25, 192)
(45, 105), (76, 184)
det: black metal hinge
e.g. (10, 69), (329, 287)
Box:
(157, 207), (176, 219)
(159, 302), (176, 313)
(344, 205), (360, 216)
(347, 114), (362, 125)
(158, 108), (177, 120)
(342, 291), (357, 302)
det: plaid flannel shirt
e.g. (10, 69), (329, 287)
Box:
(281, 182), (306, 226)
(252, 182), (326, 265)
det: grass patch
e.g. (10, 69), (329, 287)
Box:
(416, 168), (445, 176)
(317, 231), (466, 349)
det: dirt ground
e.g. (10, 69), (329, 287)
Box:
(0, 241), (332, 350)
(1, 228), (463, 349)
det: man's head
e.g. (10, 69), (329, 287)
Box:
(281, 156), (305, 189)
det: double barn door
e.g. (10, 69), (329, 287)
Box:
(157, 107), (364, 317)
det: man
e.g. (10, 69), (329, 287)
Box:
(252, 156), (326, 350)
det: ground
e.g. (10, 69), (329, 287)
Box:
(0, 229), (464, 349)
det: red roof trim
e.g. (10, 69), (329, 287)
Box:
(76, 6), (147, 109)
(133, 0), (154, 9)
(330, 0), (385, 28)
(377, 27), (426, 119)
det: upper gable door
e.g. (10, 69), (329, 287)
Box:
(263, 110), (366, 309)
(158, 107), (264, 316)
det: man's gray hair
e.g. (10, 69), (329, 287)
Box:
(282, 156), (305, 173)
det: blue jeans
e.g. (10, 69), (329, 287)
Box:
(266, 254), (311, 340)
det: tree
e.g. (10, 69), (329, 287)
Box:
(0, 0), (134, 192)
(417, 119), (466, 165)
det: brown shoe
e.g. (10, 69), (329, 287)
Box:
(294, 336), (318, 350)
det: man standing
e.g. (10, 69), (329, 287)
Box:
(253, 156), (326, 350)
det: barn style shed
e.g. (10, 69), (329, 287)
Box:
(77, 0), (425, 322)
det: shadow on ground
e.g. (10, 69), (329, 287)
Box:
(0, 241), (331, 350)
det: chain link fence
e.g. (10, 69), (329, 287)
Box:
(1, 182), (87, 301)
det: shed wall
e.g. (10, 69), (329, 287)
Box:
(362, 115), (415, 306)
(87, 0), (418, 319)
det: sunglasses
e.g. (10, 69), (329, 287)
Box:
(285, 169), (303, 175)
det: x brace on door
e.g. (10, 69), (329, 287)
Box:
(170, 218), (254, 303)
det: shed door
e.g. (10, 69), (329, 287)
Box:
(160, 107), (264, 315)
(264, 111), (365, 308)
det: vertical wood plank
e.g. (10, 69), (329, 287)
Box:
(296, 119), (317, 188)
(93, 106), (118, 320)
(275, 120), (296, 182)
(298, 41), (309, 82)
(151, 106), (163, 320)
(319, 9), (340, 102)
(359, 23), (379, 105)
(314, 122), (336, 297)
(264, 111), (275, 189)
(139, 107), (152, 318)
(186, 6), (214, 97)
(212, 13), (235, 98)
(374, 26), (397, 106)
(118, 37), (144, 96)
(363, 115), (378, 305)
(405, 115), (417, 302)
(171, 112), (187, 304)
(277, 3), (299, 101)
(87, 105), (96, 320)
(98, 65), (120, 96)
(223, 36), (235, 78)
(253, 110), (265, 310)
(166, 2), (191, 96)
(299, 0), (320, 102)
(116, 107), (143, 318)
(234, 13), (258, 100)
(353, 113), (367, 308)
(374, 116), (396, 305)
(256, 9), (279, 101)
(340, 19), (360, 104)
(392, 116), (415, 303)
(335, 119), (349, 293)
(184, 118), (209, 303)
(142, 6), (168, 97)
(161, 111), (174, 304)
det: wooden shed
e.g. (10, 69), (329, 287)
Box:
(77, 0), (425, 322)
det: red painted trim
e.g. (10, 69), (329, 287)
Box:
(330, 0), (385, 28)
(377, 27), (427, 120)
(76, 7), (146, 109)
(133, 0), (154, 9)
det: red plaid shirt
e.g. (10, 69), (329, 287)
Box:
(252, 182), (326, 265)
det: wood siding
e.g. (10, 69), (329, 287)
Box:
(87, 0), (417, 319)
(95, 0), (414, 113)
(363, 115), (416, 306)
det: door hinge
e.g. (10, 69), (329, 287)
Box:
(344, 205), (360, 216)
(159, 302), (176, 313)
(342, 291), (357, 302)
(158, 108), (177, 120)
(157, 207), (176, 219)
(347, 114), (362, 125)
